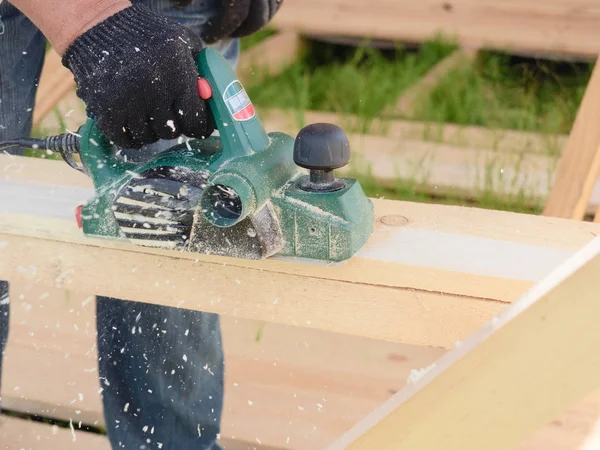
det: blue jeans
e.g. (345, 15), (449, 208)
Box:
(0, 1), (240, 448)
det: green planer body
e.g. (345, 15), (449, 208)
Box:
(74, 47), (374, 263)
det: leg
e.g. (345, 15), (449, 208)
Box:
(0, 282), (8, 407)
(97, 298), (224, 449)
(96, 2), (239, 449)
(0, 1), (48, 408)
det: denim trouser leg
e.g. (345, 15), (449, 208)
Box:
(0, 282), (8, 404)
(0, 0), (240, 448)
(0, 1), (47, 147)
(0, 0), (47, 408)
(96, 298), (225, 450)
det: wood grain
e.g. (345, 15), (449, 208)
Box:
(4, 282), (600, 450)
(0, 415), (282, 450)
(2, 282), (444, 449)
(2, 156), (600, 346)
(272, 0), (600, 59)
(0, 416), (110, 450)
(328, 236), (600, 450)
(260, 109), (572, 209)
(543, 56), (600, 220)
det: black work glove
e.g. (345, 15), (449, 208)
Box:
(202, 0), (283, 44)
(62, 4), (213, 149)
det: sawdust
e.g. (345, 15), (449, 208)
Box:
(279, 195), (348, 226)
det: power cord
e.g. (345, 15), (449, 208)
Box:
(0, 132), (84, 172)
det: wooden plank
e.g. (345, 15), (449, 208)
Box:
(238, 31), (303, 85)
(0, 415), (281, 450)
(272, 0), (600, 59)
(2, 157), (600, 348)
(543, 56), (600, 220)
(33, 49), (76, 129)
(260, 109), (568, 208)
(0, 416), (110, 450)
(328, 236), (600, 450)
(0, 211), (508, 349)
(2, 282), (445, 449)
(390, 49), (477, 117)
(5, 283), (600, 450)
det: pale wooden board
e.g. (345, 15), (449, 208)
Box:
(0, 415), (281, 450)
(3, 156), (600, 349)
(543, 56), (600, 220)
(0, 416), (109, 450)
(260, 110), (600, 212)
(328, 236), (600, 450)
(2, 282), (444, 449)
(4, 282), (600, 450)
(272, 0), (600, 59)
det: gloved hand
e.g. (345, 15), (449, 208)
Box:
(202, 0), (284, 44)
(61, 4), (212, 149)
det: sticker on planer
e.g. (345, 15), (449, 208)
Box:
(223, 80), (255, 121)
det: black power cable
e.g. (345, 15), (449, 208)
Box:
(0, 132), (84, 172)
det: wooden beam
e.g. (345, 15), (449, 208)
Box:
(33, 49), (76, 129)
(328, 236), (600, 450)
(1, 155), (600, 348)
(1, 415), (280, 450)
(238, 31), (303, 85)
(390, 48), (477, 117)
(543, 56), (600, 220)
(260, 108), (567, 209)
(5, 281), (600, 450)
(0, 416), (110, 450)
(2, 281), (445, 448)
(272, 0), (600, 60)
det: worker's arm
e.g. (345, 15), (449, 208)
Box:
(9, 0), (131, 55)
(9, 0), (283, 149)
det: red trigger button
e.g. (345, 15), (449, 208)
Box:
(75, 205), (83, 229)
(197, 78), (212, 100)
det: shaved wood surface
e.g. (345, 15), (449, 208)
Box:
(4, 282), (600, 450)
(328, 236), (600, 450)
(390, 49), (477, 116)
(273, 0), (600, 59)
(32, 50), (76, 129)
(238, 31), (302, 85)
(3, 157), (600, 347)
(543, 56), (600, 220)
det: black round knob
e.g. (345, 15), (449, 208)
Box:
(293, 123), (351, 170)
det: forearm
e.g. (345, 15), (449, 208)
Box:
(10, 0), (132, 55)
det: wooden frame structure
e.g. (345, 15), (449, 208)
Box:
(7, 2), (600, 447)
(3, 152), (600, 449)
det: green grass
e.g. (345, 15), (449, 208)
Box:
(246, 37), (457, 127)
(243, 37), (594, 213)
(247, 38), (593, 135)
(409, 51), (593, 135)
